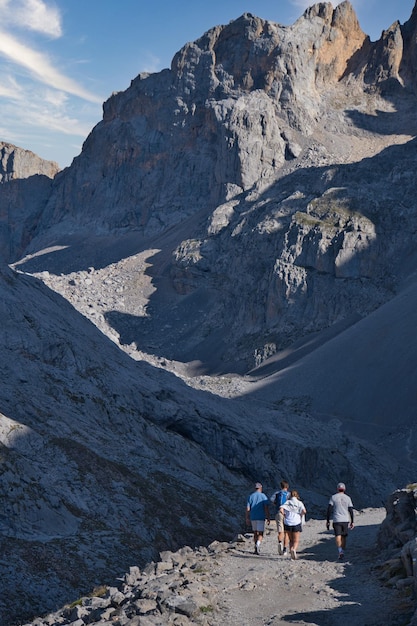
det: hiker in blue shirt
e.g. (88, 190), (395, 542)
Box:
(271, 480), (289, 555)
(246, 482), (270, 554)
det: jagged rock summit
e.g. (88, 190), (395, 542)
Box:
(10, 2), (417, 442)
(1, 2), (417, 624)
(7, 1), (416, 248)
(0, 143), (58, 262)
(0, 142), (58, 183)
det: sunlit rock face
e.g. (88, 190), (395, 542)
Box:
(5, 2), (417, 374)
(1, 3), (417, 622)
(0, 142), (58, 183)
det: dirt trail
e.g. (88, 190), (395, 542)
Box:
(208, 508), (402, 625)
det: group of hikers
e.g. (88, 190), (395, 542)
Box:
(245, 480), (354, 560)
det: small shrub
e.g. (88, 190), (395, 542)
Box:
(90, 585), (108, 597)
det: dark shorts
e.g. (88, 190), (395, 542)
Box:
(284, 523), (302, 533)
(333, 522), (348, 537)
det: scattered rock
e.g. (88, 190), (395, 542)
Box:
(22, 508), (415, 626)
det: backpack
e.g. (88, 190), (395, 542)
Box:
(272, 489), (288, 508)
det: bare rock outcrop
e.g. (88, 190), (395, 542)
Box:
(0, 143), (59, 262)
(12, 2), (395, 247)
(2, 3), (417, 623)
(0, 142), (58, 183)
(378, 486), (417, 549)
(376, 485), (417, 623)
(7, 1), (417, 379)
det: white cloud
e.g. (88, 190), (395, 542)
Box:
(0, 84), (18, 98)
(0, 0), (102, 104)
(290, 0), (345, 9)
(43, 88), (68, 107)
(29, 108), (94, 137)
(0, 0), (62, 37)
(0, 0), (103, 164)
(0, 84), (97, 138)
(141, 52), (162, 74)
(0, 74), (24, 99)
(0, 72), (100, 165)
(290, 0), (317, 9)
(0, 29), (102, 103)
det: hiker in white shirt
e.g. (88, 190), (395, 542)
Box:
(280, 489), (306, 560)
(326, 482), (354, 560)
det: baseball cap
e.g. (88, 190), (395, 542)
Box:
(255, 482), (262, 488)
(337, 482), (346, 491)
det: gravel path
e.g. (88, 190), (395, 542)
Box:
(208, 508), (402, 625)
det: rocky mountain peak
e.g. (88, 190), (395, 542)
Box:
(169, 2), (367, 102)
(2, 3), (417, 623)
(0, 141), (59, 183)
(310, 1), (367, 82)
(11, 1), (413, 253)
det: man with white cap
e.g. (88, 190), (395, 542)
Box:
(326, 482), (354, 560)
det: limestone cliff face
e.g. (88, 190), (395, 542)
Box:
(0, 143), (58, 261)
(0, 142), (58, 183)
(9, 1), (417, 374)
(2, 4), (417, 622)
(302, 1), (367, 83)
(397, 0), (417, 83)
(24, 2), (371, 242)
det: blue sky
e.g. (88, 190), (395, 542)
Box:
(0, 0), (414, 169)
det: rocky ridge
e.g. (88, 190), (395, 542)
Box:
(0, 142), (58, 183)
(9, 1), (417, 376)
(0, 143), (58, 262)
(1, 1), (417, 624)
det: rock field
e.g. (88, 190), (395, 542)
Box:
(24, 506), (417, 626)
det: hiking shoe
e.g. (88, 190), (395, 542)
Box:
(290, 548), (297, 560)
(338, 551), (344, 560)
(282, 548), (288, 556)
(278, 542), (283, 555)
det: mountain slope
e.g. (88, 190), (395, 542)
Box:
(0, 265), (245, 621)
(1, 2), (417, 622)
(247, 277), (417, 467)
(9, 1), (417, 375)
(0, 260), (402, 623)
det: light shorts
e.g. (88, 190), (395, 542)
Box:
(275, 510), (284, 533)
(251, 519), (266, 532)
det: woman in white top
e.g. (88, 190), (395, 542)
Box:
(280, 489), (306, 560)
